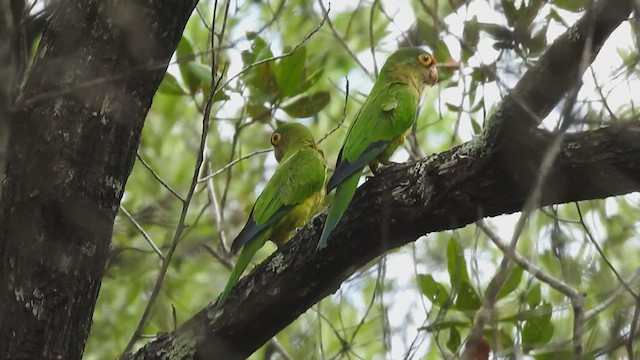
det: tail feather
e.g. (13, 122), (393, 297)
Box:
(317, 173), (360, 250)
(217, 234), (268, 307)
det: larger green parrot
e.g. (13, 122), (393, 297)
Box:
(317, 47), (438, 250)
(217, 122), (326, 305)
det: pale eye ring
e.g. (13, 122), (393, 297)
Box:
(418, 54), (434, 66)
(271, 132), (282, 145)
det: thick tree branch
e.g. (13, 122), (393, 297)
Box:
(131, 0), (636, 357)
(134, 123), (640, 360)
(0, 1), (196, 358)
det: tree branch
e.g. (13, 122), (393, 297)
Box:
(128, 0), (636, 358)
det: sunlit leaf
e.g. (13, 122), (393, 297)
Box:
(497, 266), (523, 300)
(418, 274), (450, 307)
(454, 280), (481, 311)
(447, 237), (470, 290)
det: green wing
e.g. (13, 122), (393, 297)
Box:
(231, 148), (325, 253)
(326, 82), (417, 191)
(318, 82), (418, 249)
(220, 147), (325, 305)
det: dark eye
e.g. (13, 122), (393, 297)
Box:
(418, 54), (434, 66)
(271, 132), (281, 145)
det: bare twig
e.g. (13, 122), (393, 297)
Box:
(477, 221), (584, 359)
(203, 147), (229, 253)
(217, 6), (329, 95)
(318, 78), (349, 144)
(198, 147), (271, 183)
(136, 153), (184, 202)
(317, 0), (373, 80)
(118, 206), (165, 261)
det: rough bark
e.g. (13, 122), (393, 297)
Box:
(129, 0), (636, 359)
(0, 1), (197, 359)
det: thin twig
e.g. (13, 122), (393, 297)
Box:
(477, 221), (584, 359)
(318, 78), (349, 144)
(317, 0), (373, 81)
(118, 206), (165, 261)
(198, 147), (271, 183)
(216, 6), (330, 96)
(136, 153), (184, 202)
(203, 147), (229, 253)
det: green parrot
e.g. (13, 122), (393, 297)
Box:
(218, 122), (326, 304)
(317, 47), (438, 250)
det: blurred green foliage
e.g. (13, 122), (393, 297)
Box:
(84, 0), (640, 359)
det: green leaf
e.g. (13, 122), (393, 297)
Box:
(296, 68), (324, 95)
(275, 46), (307, 98)
(446, 327), (461, 353)
(471, 118), (482, 135)
(157, 72), (187, 96)
(523, 27), (547, 55)
(445, 103), (461, 112)
(526, 283), (542, 308)
(522, 303), (554, 347)
(497, 266), (523, 300)
(281, 92), (330, 118)
(454, 280), (482, 311)
(176, 37), (199, 93)
(246, 103), (271, 122)
(446, 237), (470, 290)
(501, 0), (518, 28)
(462, 16), (479, 62)
(185, 61), (212, 87)
(417, 274), (450, 307)
(470, 98), (484, 113)
(553, 0), (585, 11)
(210, 89), (230, 103)
(477, 23), (514, 43)
(417, 19), (440, 52)
(241, 32), (277, 103)
(483, 328), (513, 353)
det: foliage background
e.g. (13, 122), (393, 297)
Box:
(77, 0), (639, 358)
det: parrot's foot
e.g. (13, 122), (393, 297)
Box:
(369, 162), (401, 177)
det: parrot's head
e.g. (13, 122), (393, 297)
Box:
(384, 47), (438, 93)
(271, 122), (317, 162)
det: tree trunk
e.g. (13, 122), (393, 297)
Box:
(0, 1), (196, 358)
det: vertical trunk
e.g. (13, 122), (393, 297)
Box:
(0, 1), (196, 358)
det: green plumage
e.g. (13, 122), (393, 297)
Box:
(218, 123), (326, 305)
(318, 47), (438, 249)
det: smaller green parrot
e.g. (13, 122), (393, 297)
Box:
(317, 47), (438, 250)
(217, 122), (326, 305)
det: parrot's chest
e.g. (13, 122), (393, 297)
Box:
(270, 189), (324, 246)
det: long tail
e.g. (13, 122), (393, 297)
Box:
(317, 173), (360, 250)
(217, 234), (268, 307)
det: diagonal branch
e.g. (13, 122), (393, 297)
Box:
(129, 0), (635, 358)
